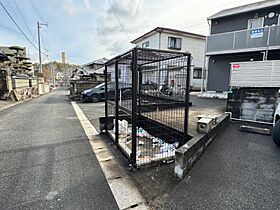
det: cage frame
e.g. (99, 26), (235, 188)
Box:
(103, 47), (192, 167)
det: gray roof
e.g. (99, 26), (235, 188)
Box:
(0, 46), (26, 57)
(208, 0), (280, 20)
(131, 27), (205, 44)
(83, 57), (108, 67)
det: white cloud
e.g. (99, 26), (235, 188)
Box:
(62, 0), (93, 16)
(62, 0), (78, 15)
(63, 0), (261, 63)
(83, 0), (93, 12)
(106, 0), (143, 18)
(95, 0), (147, 59)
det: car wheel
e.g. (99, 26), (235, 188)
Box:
(273, 120), (280, 146)
(91, 94), (99, 103)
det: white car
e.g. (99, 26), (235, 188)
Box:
(273, 103), (280, 146)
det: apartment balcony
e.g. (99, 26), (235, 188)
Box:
(206, 25), (280, 55)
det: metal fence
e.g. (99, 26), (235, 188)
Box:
(102, 48), (192, 167)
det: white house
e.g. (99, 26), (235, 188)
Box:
(131, 27), (206, 90)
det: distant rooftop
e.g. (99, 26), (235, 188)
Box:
(208, 0), (280, 20)
(83, 57), (108, 67)
(131, 27), (206, 44)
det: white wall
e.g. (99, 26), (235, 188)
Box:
(160, 32), (205, 90)
(108, 65), (132, 85)
(134, 31), (206, 90)
(134, 33), (159, 49)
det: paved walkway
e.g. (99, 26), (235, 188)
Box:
(0, 100), (18, 112)
(0, 89), (118, 209)
(164, 122), (280, 210)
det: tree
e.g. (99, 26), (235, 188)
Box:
(33, 61), (81, 80)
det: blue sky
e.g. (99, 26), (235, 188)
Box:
(0, 0), (258, 65)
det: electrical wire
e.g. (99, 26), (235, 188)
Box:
(107, 0), (131, 41)
(13, 0), (38, 44)
(29, 0), (47, 23)
(0, 1), (48, 57)
(40, 33), (49, 52)
(0, 24), (21, 35)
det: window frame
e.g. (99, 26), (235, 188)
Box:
(168, 36), (182, 50)
(193, 67), (203, 79)
(247, 17), (264, 29)
(118, 69), (121, 78)
(142, 41), (150, 48)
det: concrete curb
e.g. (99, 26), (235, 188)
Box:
(174, 113), (230, 179)
(0, 91), (53, 112)
(71, 101), (150, 210)
(0, 101), (22, 112)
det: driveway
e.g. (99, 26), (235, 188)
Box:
(76, 95), (227, 136)
(164, 122), (280, 210)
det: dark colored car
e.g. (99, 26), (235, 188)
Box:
(80, 82), (132, 103)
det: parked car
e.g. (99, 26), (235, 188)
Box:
(80, 82), (132, 103)
(273, 104), (280, 146)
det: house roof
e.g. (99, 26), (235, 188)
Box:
(0, 46), (26, 57)
(208, 0), (280, 20)
(83, 57), (108, 67)
(131, 27), (206, 44)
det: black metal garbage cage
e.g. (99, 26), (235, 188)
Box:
(101, 47), (192, 167)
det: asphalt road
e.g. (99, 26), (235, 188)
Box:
(164, 122), (280, 210)
(0, 89), (118, 209)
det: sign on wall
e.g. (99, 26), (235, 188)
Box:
(232, 64), (240, 70)
(250, 29), (264, 38)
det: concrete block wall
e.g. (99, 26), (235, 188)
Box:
(174, 113), (230, 179)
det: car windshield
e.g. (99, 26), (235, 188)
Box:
(94, 83), (105, 89)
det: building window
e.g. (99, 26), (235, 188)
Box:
(168, 37), (182, 50)
(193, 67), (203, 79)
(248, 17), (264, 29)
(142, 41), (149, 48)
(118, 69), (121, 78)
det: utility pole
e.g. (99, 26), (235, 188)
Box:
(37, 22), (48, 73)
(51, 62), (55, 85)
(61, 52), (67, 85)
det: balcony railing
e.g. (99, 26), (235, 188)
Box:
(206, 25), (280, 54)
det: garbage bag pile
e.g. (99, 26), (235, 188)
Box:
(113, 119), (180, 161)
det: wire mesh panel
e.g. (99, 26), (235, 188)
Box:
(104, 48), (191, 167)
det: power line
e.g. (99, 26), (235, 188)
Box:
(0, 2), (48, 56)
(13, 0), (38, 44)
(41, 29), (50, 50)
(40, 32), (49, 52)
(147, 0), (247, 24)
(107, 0), (130, 41)
(0, 2), (38, 50)
(29, 0), (47, 23)
(0, 24), (21, 35)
